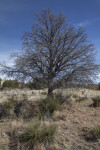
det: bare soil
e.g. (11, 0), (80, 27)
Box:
(53, 99), (100, 150)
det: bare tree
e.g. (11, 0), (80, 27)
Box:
(1, 9), (100, 95)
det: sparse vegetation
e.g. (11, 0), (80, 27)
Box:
(94, 125), (100, 137)
(38, 95), (66, 118)
(83, 125), (100, 144)
(0, 95), (18, 118)
(92, 96), (100, 107)
(76, 96), (86, 102)
(20, 118), (56, 149)
(73, 94), (78, 98)
(65, 93), (73, 98)
(3, 96), (17, 111)
(0, 88), (100, 150)
(1, 94), (34, 118)
(41, 91), (47, 95)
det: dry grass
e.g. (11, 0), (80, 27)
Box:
(0, 88), (100, 150)
(0, 88), (47, 103)
(19, 118), (56, 149)
(54, 88), (100, 98)
(1, 88), (100, 104)
(94, 125), (100, 136)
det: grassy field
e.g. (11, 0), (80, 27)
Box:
(0, 88), (100, 103)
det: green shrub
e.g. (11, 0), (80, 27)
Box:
(92, 96), (100, 107)
(94, 125), (100, 137)
(4, 96), (17, 110)
(76, 97), (85, 102)
(2, 80), (19, 89)
(38, 95), (65, 117)
(20, 119), (56, 149)
(2, 96), (18, 117)
(26, 78), (46, 90)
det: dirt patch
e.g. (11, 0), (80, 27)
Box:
(53, 99), (100, 149)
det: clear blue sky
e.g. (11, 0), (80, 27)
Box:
(0, 0), (100, 81)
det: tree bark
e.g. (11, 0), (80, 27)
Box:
(48, 87), (53, 96)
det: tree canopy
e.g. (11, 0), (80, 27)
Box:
(0, 9), (99, 94)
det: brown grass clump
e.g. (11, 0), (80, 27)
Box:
(19, 118), (56, 149)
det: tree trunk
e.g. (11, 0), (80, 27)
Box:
(48, 87), (53, 96)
